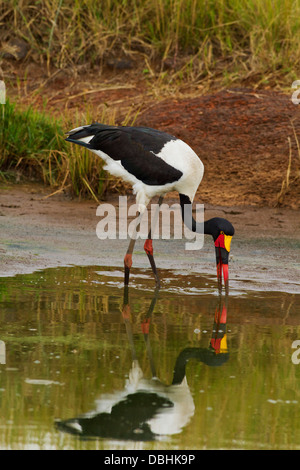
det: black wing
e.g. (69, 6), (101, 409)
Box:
(66, 124), (183, 186)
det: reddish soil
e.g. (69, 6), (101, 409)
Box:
(136, 89), (300, 209)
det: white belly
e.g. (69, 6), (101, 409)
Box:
(90, 138), (204, 211)
(153, 139), (204, 202)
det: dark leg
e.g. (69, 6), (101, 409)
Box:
(144, 196), (163, 287)
(122, 284), (138, 361)
(122, 283), (160, 380)
(124, 212), (142, 286)
(124, 238), (137, 286)
(141, 286), (160, 378)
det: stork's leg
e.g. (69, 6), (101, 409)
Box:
(124, 212), (142, 286)
(144, 196), (164, 287)
(141, 286), (160, 378)
(122, 285), (137, 360)
(124, 237), (136, 286)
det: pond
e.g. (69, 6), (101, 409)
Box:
(0, 265), (299, 450)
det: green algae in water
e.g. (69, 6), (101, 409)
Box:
(0, 266), (300, 450)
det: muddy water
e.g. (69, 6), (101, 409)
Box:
(0, 265), (299, 450)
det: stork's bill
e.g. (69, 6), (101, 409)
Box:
(214, 231), (233, 293)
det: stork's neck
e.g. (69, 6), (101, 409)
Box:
(179, 194), (212, 236)
(172, 348), (216, 385)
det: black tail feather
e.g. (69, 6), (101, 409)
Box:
(64, 136), (92, 149)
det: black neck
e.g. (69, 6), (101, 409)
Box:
(172, 348), (229, 384)
(179, 194), (235, 241)
(172, 348), (204, 384)
(179, 194), (213, 237)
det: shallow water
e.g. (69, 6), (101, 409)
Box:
(0, 265), (300, 450)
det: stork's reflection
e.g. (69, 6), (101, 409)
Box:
(56, 287), (229, 441)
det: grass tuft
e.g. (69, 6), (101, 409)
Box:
(0, 100), (132, 199)
(1, 0), (300, 85)
(276, 121), (300, 206)
(0, 100), (65, 184)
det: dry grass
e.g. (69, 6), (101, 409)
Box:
(1, 1), (300, 203)
(1, 0), (300, 86)
(277, 121), (300, 206)
(0, 99), (135, 200)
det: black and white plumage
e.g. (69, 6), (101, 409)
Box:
(65, 123), (234, 292)
(65, 124), (203, 210)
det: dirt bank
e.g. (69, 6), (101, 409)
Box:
(0, 184), (299, 294)
(136, 88), (300, 209)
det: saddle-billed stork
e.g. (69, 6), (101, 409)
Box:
(65, 124), (234, 292)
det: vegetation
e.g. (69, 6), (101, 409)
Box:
(0, 100), (132, 200)
(0, 100), (64, 182)
(1, 1), (300, 202)
(1, 0), (300, 84)
(276, 122), (300, 206)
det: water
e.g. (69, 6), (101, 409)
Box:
(0, 265), (299, 450)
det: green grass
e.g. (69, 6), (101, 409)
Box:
(0, 100), (65, 182)
(0, 100), (127, 200)
(1, 0), (300, 84)
(1, 1), (300, 202)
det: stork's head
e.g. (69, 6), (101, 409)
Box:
(205, 217), (235, 293)
(179, 195), (235, 293)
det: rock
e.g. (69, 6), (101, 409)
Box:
(1, 38), (30, 60)
(105, 58), (134, 70)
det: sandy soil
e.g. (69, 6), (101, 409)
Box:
(0, 183), (299, 294)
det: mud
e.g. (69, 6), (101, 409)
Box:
(0, 183), (299, 294)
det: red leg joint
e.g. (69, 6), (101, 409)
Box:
(122, 304), (131, 320)
(141, 318), (151, 334)
(124, 254), (132, 269)
(144, 239), (153, 256)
